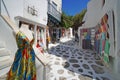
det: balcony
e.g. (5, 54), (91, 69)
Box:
(48, 2), (61, 22)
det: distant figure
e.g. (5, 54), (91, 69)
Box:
(75, 31), (79, 42)
(53, 29), (56, 43)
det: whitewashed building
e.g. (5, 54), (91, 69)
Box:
(79, 0), (120, 79)
(0, 0), (48, 79)
(47, 0), (62, 42)
(48, 0), (62, 22)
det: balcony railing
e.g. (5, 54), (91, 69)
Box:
(48, 2), (61, 22)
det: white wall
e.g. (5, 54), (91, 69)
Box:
(1, 0), (24, 23)
(101, 0), (120, 75)
(50, 0), (62, 13)
(24, 0), (48, 26)
(115, 0), (120, 57)
(1, 0), (48, 50)
(0, 17), (17, 57)
(1, 0), (48, 26)
(115, 0), (120, 75)
(83, 0), (120, 77)
(70, 28), (73, 38)
(84, 0), (118, 53)
(84, 0), (103, 28)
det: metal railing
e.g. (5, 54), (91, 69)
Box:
(0, 0), (10, 17)
(48, 2), (61, 21)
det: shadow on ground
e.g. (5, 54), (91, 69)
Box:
(47, 38), (113, 80)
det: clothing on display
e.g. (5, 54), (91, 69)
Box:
(81, 29), (92, 49)
(98, 27), (102, 33)
(101, 32), (106, 40)
(104, 39), (110, 63)
(101, 32), (106, 52)
(36, 43), (44, 53)
(82, 35), (91, 49)
(82, 29), (87, 32)
(95, 40), (100, 54)
(86, 34), (91, 40)
(7, 31), (36, 80)
(36, 28), (45, 53)
(99, 40), (102, 55)
(102, 40), (105, 51)
(101, 24), (107, 32)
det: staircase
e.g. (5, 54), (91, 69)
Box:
(0, 15), (50, 80)
(0, 41), (14, 80)
(0, 15), (18, 32)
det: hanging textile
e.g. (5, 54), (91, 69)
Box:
(101, 32), (106, 51)
(99, 39), (102, 55)
(36, 42), (44, 54)
(104, 39), (110, 63)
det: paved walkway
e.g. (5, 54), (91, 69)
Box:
(46, 37), (114, 80)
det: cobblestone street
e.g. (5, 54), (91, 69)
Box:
(46, 37), (114, 80)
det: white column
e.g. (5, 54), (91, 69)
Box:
(44, 28), (46, 49)
(34, 25), (37, 45)
(70, 28), (73, 38)
(78, 27), (80, 46)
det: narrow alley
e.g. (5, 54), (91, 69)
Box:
(45, 37), (114, 80)
(1, 0), (120, 80)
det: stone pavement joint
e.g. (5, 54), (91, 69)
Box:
(46, 37), (114, 80)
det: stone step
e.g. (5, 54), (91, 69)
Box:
(0, 59), (13, 78)
(0, 56), (11, 62)
(0, 74), (7, 80)
(0, 41), (13, 78)
(0, 42), (5, 48)
(1, 15), (17, 30)
(0, 58), (13, 70)
(0, 48), (11, 57)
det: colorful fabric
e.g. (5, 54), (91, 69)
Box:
(86, 34), (90, 40)
(104, 39), (110, 63)
(7, 31), (36, 80)
(95, 40), (100, 54)
(82, 29), (87, 32)
(84, 32), (87, 38)
(36, 43), (44, 53)
(101, 24), (107, 32)
(101, 32), (106, 40)
(99, 39), (102, 55)
(98, 28), (102, 33)
(102, 40), (106, 51)
(101, 33), (106, 52)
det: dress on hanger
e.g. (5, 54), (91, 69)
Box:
(7, 31), (36, 80)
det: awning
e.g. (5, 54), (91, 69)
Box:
(15, 16), (46, 28)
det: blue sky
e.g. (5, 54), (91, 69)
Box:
(62, 0), (90, 16)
